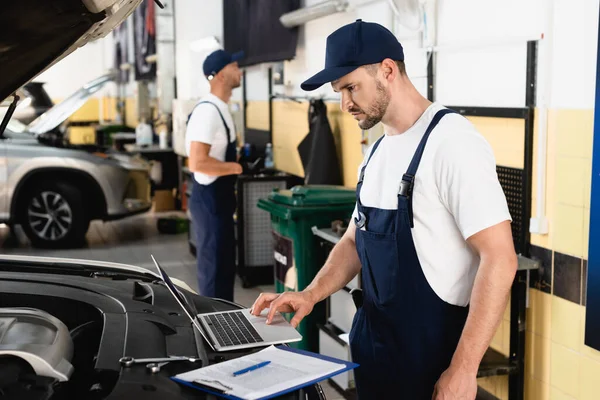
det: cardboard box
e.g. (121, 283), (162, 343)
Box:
(153, 189), (175, 212)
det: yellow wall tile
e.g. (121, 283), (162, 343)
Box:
(528, 289), (553, 339)
(271, 101), (308, 177)
(526, 332), (552, 383)
(339, 113), (364, 188)
(550, 343), (580, 398)
(502, 320), (511, 357)
(497, 376), (509, 400)
(504, 295), (511, 323)
(246, 101), (270, 131)
(467, 116), (525, 169)
(552, 296), (582, 352)
(583, 162), (592, 210)
(477, 376), (498, 396)
(125, 97), (138, 127)
(477, 376), (508, 398)
(526, 376), (550, 400)
(550, 387), (577, 400)
(555, 157), (591, 208)
(531, 231), (552, 249)
(555, 109), (594, 159)
(580, 356), (600, 400)
(68, 98), (100, 122)
(490, 320), (504, 354)
(553, 204), (585, 258)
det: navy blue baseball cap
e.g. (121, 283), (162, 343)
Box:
(203, 49), (244, 79)
(301, 19), (404, 91)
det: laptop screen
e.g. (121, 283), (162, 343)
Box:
(150, 255), (207, 336)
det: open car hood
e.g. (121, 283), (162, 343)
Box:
(0, 0), (144, 103)
(27, 72), (116, 135)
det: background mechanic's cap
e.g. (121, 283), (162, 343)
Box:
(301, 19), (404, 91)
(203, 49), (244, 80)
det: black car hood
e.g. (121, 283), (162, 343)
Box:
(0, 0), (142, 103)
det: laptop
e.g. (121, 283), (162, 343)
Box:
(150, 255), (302, 352)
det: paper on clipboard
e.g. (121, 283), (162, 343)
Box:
(172, 345), (357, 400)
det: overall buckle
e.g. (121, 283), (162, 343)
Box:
(398, 174), (414, 197)
(354, 211), (367, 229)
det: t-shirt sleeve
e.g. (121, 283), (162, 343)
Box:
(186, 104), (220, 146)
(434, 129), (513, 240)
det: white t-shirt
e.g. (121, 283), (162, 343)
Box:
(352, 102), (512, 307)
(185, 93), (236, 185)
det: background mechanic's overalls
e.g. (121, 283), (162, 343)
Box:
(189, 102), (237, 301)
(350, 109), (470, 399)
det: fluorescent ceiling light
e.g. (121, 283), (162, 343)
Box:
(280, 0), (349, 28)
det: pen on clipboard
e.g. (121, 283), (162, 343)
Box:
(232, 361), (271, 377)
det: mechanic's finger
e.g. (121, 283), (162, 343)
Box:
(266, 295), (288, 324)
(290, 306), (310, 329)
(250, 293), (278, 316)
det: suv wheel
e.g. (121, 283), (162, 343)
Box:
(20, 182), (90, 248)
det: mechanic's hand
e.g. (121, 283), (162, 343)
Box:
(250, 291), (315, 328)
(432, 365), (477, 400)
(232, 163), (243, 175)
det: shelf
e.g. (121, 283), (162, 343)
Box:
(477, 348), (518, 378)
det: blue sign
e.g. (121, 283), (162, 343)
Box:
(585, 5), (600, 351)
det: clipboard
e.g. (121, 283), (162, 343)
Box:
(171, 345), (359, 400)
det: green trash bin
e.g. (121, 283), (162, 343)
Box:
(257, 185), (356, 352)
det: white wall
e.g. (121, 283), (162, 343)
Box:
(274, 0), (407, 100)
(550, 0), (600, 109)
(265, 0), (600, 110)
(33, 34), (117, 100)
(175, 0), (246, 102)
(30, 0), (600, 112)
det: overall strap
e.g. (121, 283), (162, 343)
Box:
(358, 135), (385, 184)
(399, 108), (456, 227)
(354, 135), (385, 229)
(188, 101), (231, 140)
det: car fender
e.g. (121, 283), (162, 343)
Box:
(8, 160), (118, 221)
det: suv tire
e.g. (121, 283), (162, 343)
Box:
(20, 181), (90, 248)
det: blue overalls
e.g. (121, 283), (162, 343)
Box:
(189, 102), (238, 302)
(349, 109), (469, 399)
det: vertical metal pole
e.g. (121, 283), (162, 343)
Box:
(242, 70), (247, 132)
(509, 40), (537, 400)
(268, 67), (273, 144)
(427, 51), (435, 102)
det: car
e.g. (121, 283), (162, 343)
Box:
(0, 74), (153, 249)
(0, 2), (328, 399)
(0, 254), (327, 400)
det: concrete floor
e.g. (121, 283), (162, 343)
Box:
(0, 211), (344, 400)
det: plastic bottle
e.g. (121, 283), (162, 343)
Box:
(264, 143), (274, 168)
(159, 128), (168, 149)
(135, 119), (153, 146)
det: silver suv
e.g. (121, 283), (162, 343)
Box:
(0, 75), (152, 248)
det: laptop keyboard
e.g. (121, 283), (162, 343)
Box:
(205, 311), (264, 347)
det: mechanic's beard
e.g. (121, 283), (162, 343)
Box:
(230, 75), (242, 89)
(355, 80), (390, 130)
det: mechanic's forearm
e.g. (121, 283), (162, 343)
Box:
(303, 236), (361, 304)
(450, 254), (517, 374)
(191, 156), (239, 177)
